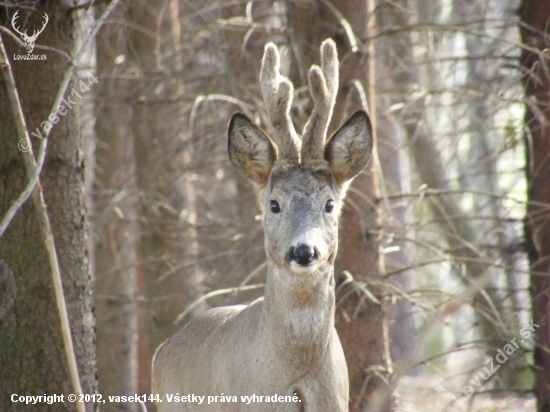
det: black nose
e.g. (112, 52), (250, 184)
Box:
(291, 244), (317, 266)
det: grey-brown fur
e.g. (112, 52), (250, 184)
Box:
(152, 39), (372, 412)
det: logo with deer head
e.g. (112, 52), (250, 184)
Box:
(11, 11), (49, 54)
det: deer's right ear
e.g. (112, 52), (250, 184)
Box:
(228, 113), (277, 186)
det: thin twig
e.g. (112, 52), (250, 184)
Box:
(0, 37), (44, 237)
(372, 22), (540, 55)
(375, 187), (544, 209)
(156, 249), (243, 283)
(318, 0), (358, 52)
(189, 93), (256, 144)
(174, 284), (264, 325)
(237, 260), (268, 289)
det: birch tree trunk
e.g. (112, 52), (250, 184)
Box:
(128, 0), (202, 354)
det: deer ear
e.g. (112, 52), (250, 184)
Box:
(228, 113), (277, 186)
(324, 110), (372, 184)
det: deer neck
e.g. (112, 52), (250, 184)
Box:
(263, 262), (336, 350)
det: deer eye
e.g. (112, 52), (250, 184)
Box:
(270, 200), (281, 213)
(325, 199), (334, 213)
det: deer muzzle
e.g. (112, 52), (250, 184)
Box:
(288, 244), (319, 266)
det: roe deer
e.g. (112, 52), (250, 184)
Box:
(152, 39), (372, 412)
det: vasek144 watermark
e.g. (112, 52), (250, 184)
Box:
(18, 72), (98, 153)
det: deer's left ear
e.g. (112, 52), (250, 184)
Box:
(324, 110), (372, 184)
(228, 113), (277, 186)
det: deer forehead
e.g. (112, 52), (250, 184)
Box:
(266, 163), (337, 196)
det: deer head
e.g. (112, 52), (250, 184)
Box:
(11, 11), (49, 54)
(228, 40), (372, 278)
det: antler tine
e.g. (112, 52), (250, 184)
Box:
(301, 39), (339, 161)
(28, 13), (48, 40)
(260, 43), (300, 163)
(11, 11), (26, 37)
(36, 14), (48, 35)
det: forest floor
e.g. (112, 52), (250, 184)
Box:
(395, 375), (535, 411)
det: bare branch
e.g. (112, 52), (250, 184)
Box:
(173, 284), (264, 325)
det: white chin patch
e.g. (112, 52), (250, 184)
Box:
(289, 260), (320, 274)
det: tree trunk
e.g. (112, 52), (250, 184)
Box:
(362, 0), (417, 373)
(519, 2), (550, 410)
(288, 1), (393, 410)
(0, 3), (97, 411)
(94, 2), (139, 409)
(128, 0), (202, 355)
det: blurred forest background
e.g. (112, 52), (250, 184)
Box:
(0, 0), (549, 411)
